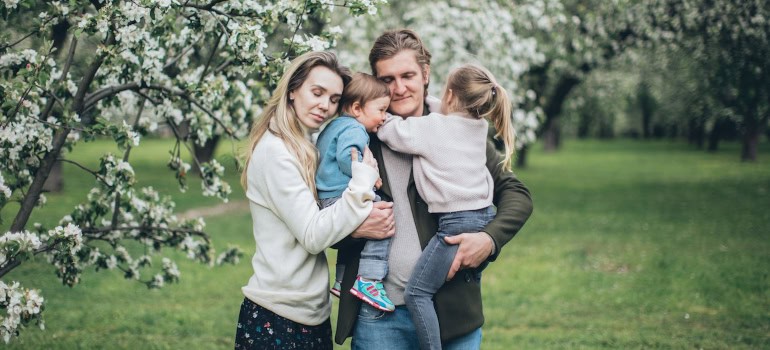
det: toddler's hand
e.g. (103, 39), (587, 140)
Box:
(375, 177), (383, 189)
(351, 147), (378, 172)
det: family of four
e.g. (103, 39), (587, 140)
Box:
(235, 29), (533, 350)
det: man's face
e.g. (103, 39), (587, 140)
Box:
(374, 50), (429, 117)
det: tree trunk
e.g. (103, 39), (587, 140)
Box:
(741, 130), (759, 161)
(42, 161), (64, 192)
(688, 116), (706, 149)
(515, 145), (528, 169)
(638, 80), (654, 139)
(741, 119), (761, 162)
(707, 117), (724, 152)
(541, 75), (581, 152)
(40, 21), (71, 194)
(192, 135), (221, 175)
(577, 112), (590, 139)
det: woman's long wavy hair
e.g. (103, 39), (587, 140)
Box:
(241, 51), (352, 192)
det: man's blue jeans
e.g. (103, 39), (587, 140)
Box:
(351, 304), (482, 350)
(404, 206), (494, 350)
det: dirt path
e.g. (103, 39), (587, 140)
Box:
(178, 200), (249, 220)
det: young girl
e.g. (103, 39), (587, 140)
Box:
(376, 63), (515, 350)
(315, 72), (395, 312)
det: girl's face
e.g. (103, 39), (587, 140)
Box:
(289, 66), (344, 130)
(353, 96), (390, 132)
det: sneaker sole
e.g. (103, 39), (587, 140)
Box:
(349, 287), (394, 312)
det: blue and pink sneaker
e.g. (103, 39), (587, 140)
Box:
(349, 276), (395, 312)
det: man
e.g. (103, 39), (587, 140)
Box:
(334, 29), (533, 349)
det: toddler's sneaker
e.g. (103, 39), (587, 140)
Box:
(330, 280), (342, 298)
(349, 276), (395, 312)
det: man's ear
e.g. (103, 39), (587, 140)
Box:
(423, 65), (431, 86)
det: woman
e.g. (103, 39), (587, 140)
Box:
(235, 51), (393, 349)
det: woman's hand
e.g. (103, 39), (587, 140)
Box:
(352, 201), (395, 240)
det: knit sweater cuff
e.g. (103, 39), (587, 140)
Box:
(347, 161), (379, 199)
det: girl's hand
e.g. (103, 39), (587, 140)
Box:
(375, 177), (383, 189)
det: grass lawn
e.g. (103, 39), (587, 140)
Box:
(3, 138), (769, 349)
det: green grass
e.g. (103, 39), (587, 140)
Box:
(4, 138), (769, 349)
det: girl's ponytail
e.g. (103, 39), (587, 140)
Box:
(481, 84), (515, 171)
(447, 64), (516, 171)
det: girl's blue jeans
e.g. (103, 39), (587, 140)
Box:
(404, 206), (494, 350)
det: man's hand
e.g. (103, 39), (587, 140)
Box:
(444, 232), (495, 280)
(352, 201), (395, 240)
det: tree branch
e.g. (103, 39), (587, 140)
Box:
(84, 83), (236, 138)
(81, 225), (208, 241)
(57, 158), (99, 178)
(10, 116), (72, 233)
(74, 32), (115, 123)
(200, 32), (223, 82)
(0, 244), (57, 277)
(111, 97), (146, 228)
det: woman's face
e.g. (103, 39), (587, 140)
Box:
(289, 66), (344, 130)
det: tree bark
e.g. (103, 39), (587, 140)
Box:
(42, 161), (64, 192)
(638, 80), (654, 139)
(741, 129), (759, 162)
(542, 75), (581, 152)
(741, 119), (761, 162)
(707, 117), (724, 152)
(192, 135), (221, 174)
(41, 20), (71, 193)
(687, 113), (706, 149)
(515, 145), (528, 169)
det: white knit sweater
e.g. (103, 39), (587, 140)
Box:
(242, 131), (378, 325)
(376, 112), (493, 213)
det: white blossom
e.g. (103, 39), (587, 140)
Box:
(0, 0), (383, 342)
(2, 0), (19, 10)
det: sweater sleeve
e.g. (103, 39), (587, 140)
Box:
(248, 142), (379, 254)
(335, 126), (368, 178)
(482, 141), (534, 261)
(375, 114), (432, 156)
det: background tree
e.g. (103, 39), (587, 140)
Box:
(645, 0), (770, 161)
(0, 0), (384, 343)
(333, 0), (545, 167)
(514, 0), (645, 152)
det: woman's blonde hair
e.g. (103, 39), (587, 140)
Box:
(241, 51), (352, 191)
(446, 64), (516, 170)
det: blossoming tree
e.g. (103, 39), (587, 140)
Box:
(642, 0), (769, 161)
(333, 0), (546, 167)
(0, 0), (384, 343)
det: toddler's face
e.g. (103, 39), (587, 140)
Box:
(358, 96), (390, 132)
